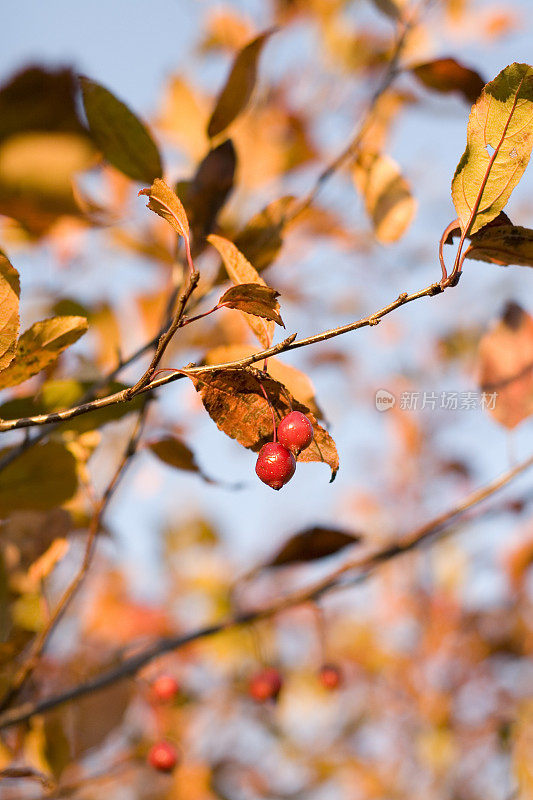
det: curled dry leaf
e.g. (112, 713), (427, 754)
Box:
(411, 57), (485, 105)
(264, 527), (362, 568)
(189, 368), (339, 479)
(0, 315), (88, 390)
(139, 178), (190, 242)
(0, 251), (20, 372)
(465, 222), (533, 267)
(478, 301), (533, 428)
(207, 29), (277, 138)
(452, 62), (533, 236)
(80, 76), (163, 183)
(219, 284), (284, 327)
(208, 234), (275, 348)
(352, 151), (416, 243)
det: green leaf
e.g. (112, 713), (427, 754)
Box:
(0, 441), (78, 515)
(0, 316), (87, 390)
(219, 283), (284, 326)
(452, 63), (533, 236)
(0, 251), (20, 372)
(207, 29), (276, 138)
(80, 76), (163, 183)
(139, 178), (189, 241)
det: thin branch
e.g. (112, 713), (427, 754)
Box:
(1, 449), (531, 731)
(0, 280), (444, 433)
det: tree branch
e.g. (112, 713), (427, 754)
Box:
(1, 449), (531, 731)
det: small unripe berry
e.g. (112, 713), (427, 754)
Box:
(255, 442), (296, 490)
(248, 667), (283, 702)
(319, 664), (342, 690)
(148, 740), (178, 772)
(151, 674), (179, 702)
(277, 411), (314, 454)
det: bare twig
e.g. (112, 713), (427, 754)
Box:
(1, 449), (531, 731)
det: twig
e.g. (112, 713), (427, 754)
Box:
(1, 449), (531, 731)
(0, 280), (444, 433)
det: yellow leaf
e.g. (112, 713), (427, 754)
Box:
(352, 151), (416, 243)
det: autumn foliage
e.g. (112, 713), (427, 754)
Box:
(1, 1), (533, 799)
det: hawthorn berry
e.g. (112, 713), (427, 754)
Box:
(151, 674), (179, 703)
(255, 442), (296, 490)
(248, 667), (283, 702)
(148, 740), (178, 772)
(319, 664), (342, 690)
(277, 411), (314, 454)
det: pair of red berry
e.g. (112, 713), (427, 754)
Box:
(255, 411), (314, 490)
(248, 663), (342, 703)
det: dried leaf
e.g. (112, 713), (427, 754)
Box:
(80, 76), (163, 183)
(139, 178), (189, 241)
(178, 139), (236, 247)
(204, 344), (323, 418)
(0, 315), (87, 390)
(148, 437), (200, 474)
(265, 527), (361, 567)
(452, 63), (533, 236)
(207, 29), (276, 138)
(477, 301), (533, 428)
(411, 58), (485, 104)
(219, 284), (284, 326)
(0, 441), (78, 514)
(352, 151), (416, 243)
(370, 0), (406, 21)
(0, 251), (20, 372)
(190, 369), (339, 479)
(208, 234), (275, 347)
(465, 222), (533, 267)
(234, 196), (295, 271)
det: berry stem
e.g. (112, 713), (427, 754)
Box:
(258, 382), (277, 441)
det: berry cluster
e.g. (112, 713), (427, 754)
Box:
(248, 664), (342, 703)
(255, 411), (314, 490)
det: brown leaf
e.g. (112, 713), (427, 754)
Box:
(148, 437), (200, 474)
(352, 151), (416, 243)
(190, 369), (339, 479)
(234, 196), (295, 271)
(0, 315), (88, 390)
(178, 139), (236, 249)
(80, 76), (163, 183)
(139, 178), (190, 241)
(219, 284), (284, 327)
(207, 29), (277, 138)
(478, 302), (533, 428)
(0, 251), (20, 372)
(265, 527), (361, 567)
(411, 58), (485, 104)
(208, 234), (275, 347)
(204, 344), (323, 418)
(465, 223), (533, 267)
(0, 441), (78, 515)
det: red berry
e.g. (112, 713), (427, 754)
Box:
(277, 411), (314, 454)
(255, 442), (296, 490)
(148, 740), (178, 772)
(151, 674), (179, 702)
(248, 667), (283, 702)
(319, 664), (342, 690)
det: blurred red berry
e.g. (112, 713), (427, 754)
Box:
(148, 740), (178, 772)
(319, 664), (342, 690)
(248, 667), (283, 702)
(152, 674), (180, 702)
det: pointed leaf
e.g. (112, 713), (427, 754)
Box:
(148, 437), (200, 474)
(0, 316), (87, 390)
(265, 527), (361, 567)
(411, 58), (485, 104)
(139, 178), (189, 241)
(80, 76), (163, 183)
(352, 151), (416, 243)
(207, 29), (276, 138)
(452, 63), (533, 236)
(0, 441), (78, 514)
(0, 251), (20, 372)
(190, 368), (339, 479)
(208, 234), (275, 347)
(219, 283), (284, 326)
(478, 301), (533, 428)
